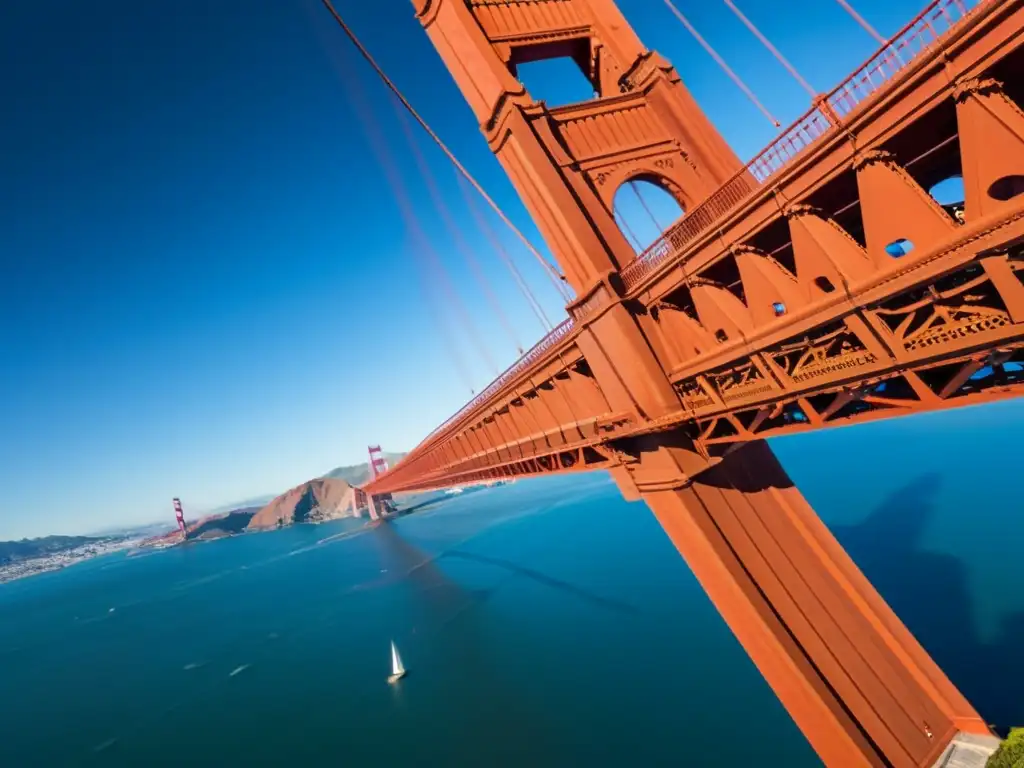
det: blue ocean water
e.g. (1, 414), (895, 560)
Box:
(773, 398), (1024, 733)
(2, 400), (1023, 766)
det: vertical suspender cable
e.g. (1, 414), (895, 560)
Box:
(629, 181), (664, 232)
(315, 0), (604, 444)
(409, 233), (501, 377)
(328, 38), (500, 378)
(615, 211), (645, 252)
(318, 0), (571, 303)
(660, 0), (781, 127)
(456, 172), (554, 333)
(310, 11), (490, 391)
(722, 0), (817, 98)
(832, 0), (904, 65)
(833, 0), (889, 47)
(423, 281), (479, 395)
(391, 101), (525, 356)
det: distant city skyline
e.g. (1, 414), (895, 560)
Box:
(0, 0), (942, 538)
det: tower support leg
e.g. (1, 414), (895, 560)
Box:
(624, 439), (990, 767)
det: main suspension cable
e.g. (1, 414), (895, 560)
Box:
(318, 0), (571, 301)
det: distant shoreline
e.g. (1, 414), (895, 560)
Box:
(0, 538), (142, 586)
(0, 512), (371, 587)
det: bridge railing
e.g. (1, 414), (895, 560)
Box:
(419, 317), (576, 447)
(619, 0), (991, 292)
(826, 0), (988, 118)
(620, 105), (831, 290)
(405, 0), (993, 463)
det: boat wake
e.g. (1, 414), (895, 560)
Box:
(93, 738), (118, 753)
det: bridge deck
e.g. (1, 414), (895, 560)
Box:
(368, 0), (1024, 496)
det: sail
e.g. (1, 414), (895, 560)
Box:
(391, 641), (405, 675)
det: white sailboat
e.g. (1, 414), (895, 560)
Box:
(387, 640), (406, 684)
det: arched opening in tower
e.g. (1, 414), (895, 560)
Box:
(613, 178), (685, 255)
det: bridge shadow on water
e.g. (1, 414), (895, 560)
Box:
(392, 497), (445, 517)
(392, 485), (490, 517)
(365, 519), (638, 621)
(442, 549), (639, 616)
(371, 477), (1022, 735)
(362, 521), (561, 750)
(831, 472), (1024, 731)
(361, 521), (490, 621)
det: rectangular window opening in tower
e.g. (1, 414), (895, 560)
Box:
(510, 39), (599, 107)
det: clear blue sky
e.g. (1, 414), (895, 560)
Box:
(0, 0), (940, 538)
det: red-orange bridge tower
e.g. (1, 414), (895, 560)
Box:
(352, 0), (1024, 764)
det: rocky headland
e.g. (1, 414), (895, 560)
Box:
(247, 477), (358, 530)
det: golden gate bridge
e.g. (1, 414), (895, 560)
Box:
(276, 0), (1021, 763)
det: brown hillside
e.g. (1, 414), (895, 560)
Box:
(247, 477), (356, 530)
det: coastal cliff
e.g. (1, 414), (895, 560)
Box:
(247, 478), (356, 530)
